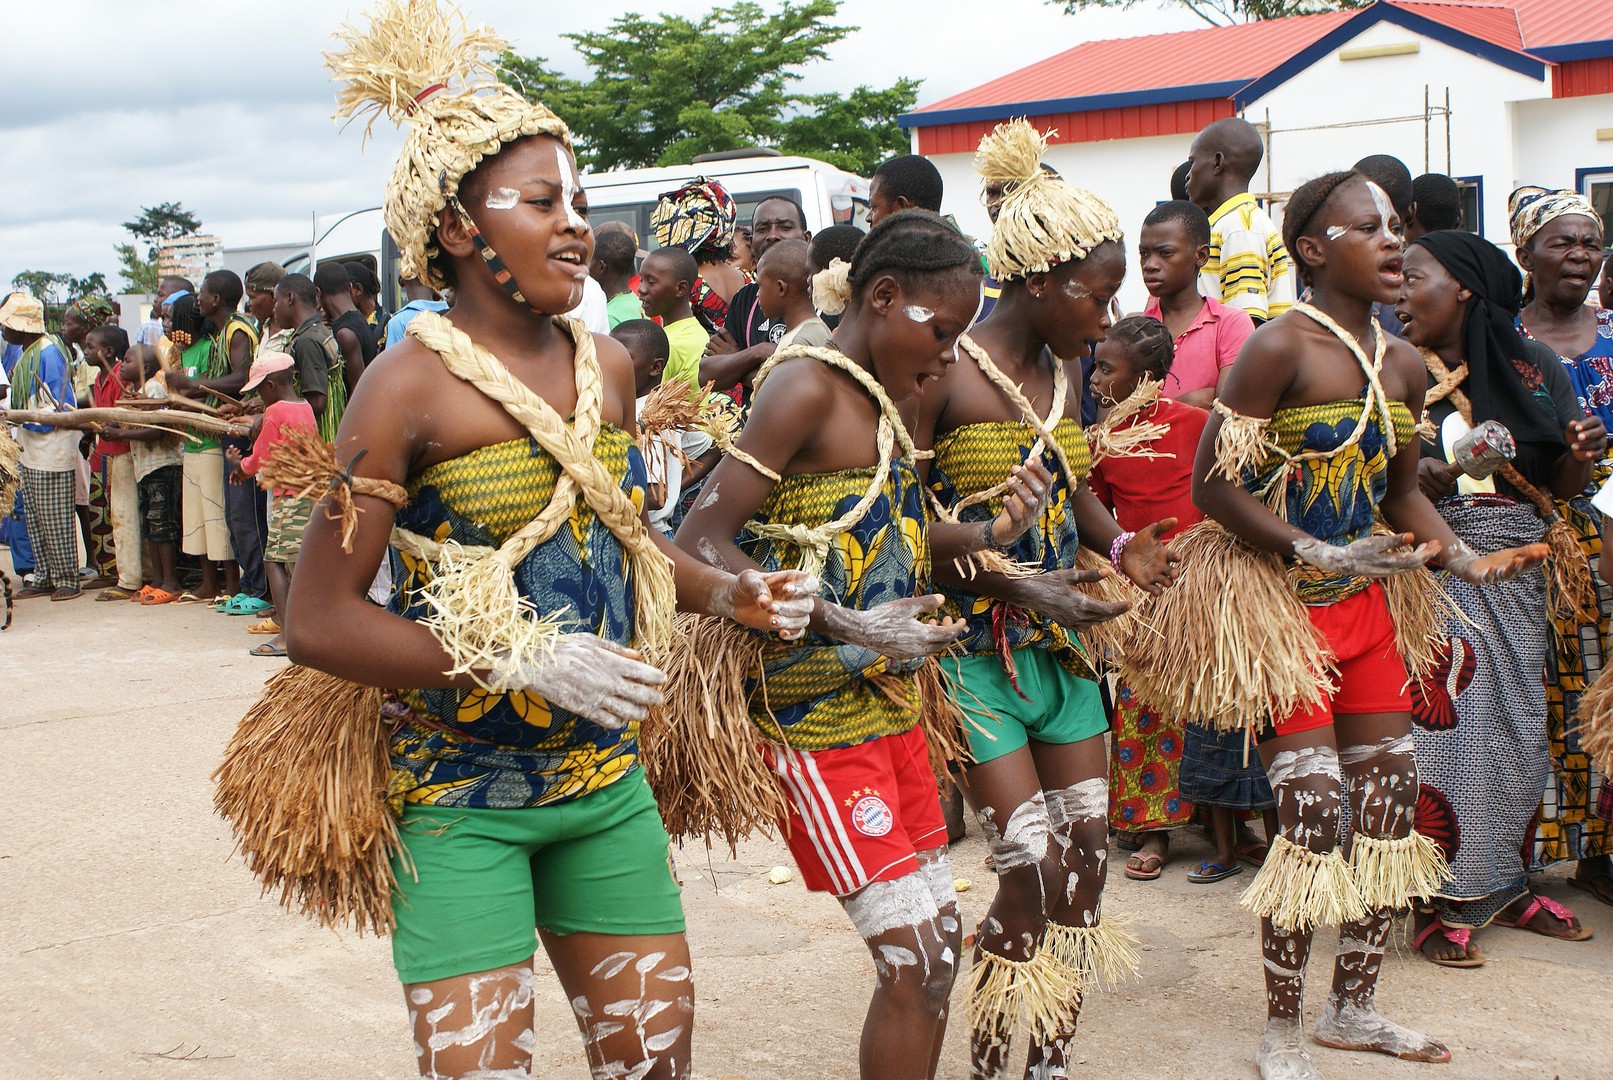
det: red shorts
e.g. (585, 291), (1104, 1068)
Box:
(762, 726), (947, 896)
(1267, 582), (1411, 740)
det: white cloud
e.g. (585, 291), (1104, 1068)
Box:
(1, 0), (1197, 292)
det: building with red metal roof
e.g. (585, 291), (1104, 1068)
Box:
(903, 0), (1612, 302)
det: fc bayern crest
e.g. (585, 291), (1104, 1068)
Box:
(850, 794), (894, 837)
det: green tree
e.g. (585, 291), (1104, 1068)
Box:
(1050, 0), (1366, 26)
(11, 271), (72, 309)
(501, 1), (919, 175)
(115, 202), (201, 293)
(115, 243), (161, 294)
(122, 202), (202, 246)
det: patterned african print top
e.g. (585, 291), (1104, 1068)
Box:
(386, 426), (650, 809)
(928, 418), (1096, 671)
(1519, 308), (1613, 460)
(737, 462), (931, 751)
(1243, 394), (1417, 604)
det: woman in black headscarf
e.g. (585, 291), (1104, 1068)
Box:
(1397, 229), (1605, 967)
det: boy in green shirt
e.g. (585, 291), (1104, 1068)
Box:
(636, 246), (708, 395)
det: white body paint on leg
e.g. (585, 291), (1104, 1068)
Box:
(843, 873), (941, 938)
(980, 791), (1050, 871)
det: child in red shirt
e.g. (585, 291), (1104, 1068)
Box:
(226, 351), (316, 658)
(1089, 315), (1275, 883)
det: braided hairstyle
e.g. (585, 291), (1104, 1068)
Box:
(814, 208), (980, 315)
(168, 293), (208, 347)
(1282, 170), (1362, 288)
(1107, 315), (1174, 380)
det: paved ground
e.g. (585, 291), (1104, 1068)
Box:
(3, 552), (1611, 1079)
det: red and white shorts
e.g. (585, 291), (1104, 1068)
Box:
(762, 725), (948, 896)
(1266, 582), (1412, 740)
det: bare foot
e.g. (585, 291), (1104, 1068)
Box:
(1313, 995), (1450, 1063)
(1259, 1018), (1324, 1080)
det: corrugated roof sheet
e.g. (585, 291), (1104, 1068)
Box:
(910, 0), (1609, 122)
(912, 11), (1353, 114)
(1394, 2), (1524, 50)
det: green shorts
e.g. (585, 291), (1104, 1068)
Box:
(390, 769), (685, 985)
(942, 649), (1108, 766)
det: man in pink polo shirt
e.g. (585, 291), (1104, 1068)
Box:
(1138, 200), (1255, 409)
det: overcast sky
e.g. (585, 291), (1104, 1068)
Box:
(0, 0), (1199, 293)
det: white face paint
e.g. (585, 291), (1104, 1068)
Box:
(554, 143), (587, 231)
(903, 304), (936, 323)
(1062, 278), (1092, 302)
(485, 186), (520, 211)
(1366, 180), (1399, 241)
(1326, 225), (1349, 242)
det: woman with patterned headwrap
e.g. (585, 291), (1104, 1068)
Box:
(278, 4), (817, 1076)
(910, 120), (1176, 1078)
(1511, 184), (1613, 907)
(651, 175), (746, 326)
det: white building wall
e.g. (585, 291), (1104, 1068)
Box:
(1511, 92), (1613, 214)
(1242, 19), (1550, 246)
(920, 19), (1562, 310)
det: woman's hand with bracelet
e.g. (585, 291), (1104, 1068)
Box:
(815, 594), (966, 660)
(1113, 518), (1180, 595)
(973, 460), (1054, 553)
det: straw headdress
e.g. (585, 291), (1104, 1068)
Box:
(975, 119), (1123, 282)
(325, 0), (573, 292)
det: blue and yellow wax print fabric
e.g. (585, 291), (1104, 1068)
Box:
(1242, 394), (1416, 604)
(386, 426), (650, 809)
(929, 417), (1096, 674)
(737, 461), (930, 751)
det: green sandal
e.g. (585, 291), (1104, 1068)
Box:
(222, 594), (273, 616)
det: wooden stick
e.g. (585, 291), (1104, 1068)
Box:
(0, 407), (248, 437)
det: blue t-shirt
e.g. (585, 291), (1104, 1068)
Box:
(384, 299), (450, 350)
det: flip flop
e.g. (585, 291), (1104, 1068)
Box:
(1115, 833), (1143, 853)
(15, 585), (52, 600)
(248, 618), (282, 635)
(250, 642), (288, 658)
(1235, 840), (1270, 867)
(96, 586), (137, 601)
(223, 594), (273, 616)
(139, 587), (180, 605)
(1187, 860), (1242, 884)
(1124, 851), (1165, 881)
(50, 585), (82, 601)
(1413, 916), (1486, 968)
(174, 591), (207, 604)
(1494, 893), (1594, 940)
(210, 593), (236, 610)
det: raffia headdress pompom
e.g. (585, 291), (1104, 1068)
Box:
(976, 118), (1123, 282)
(811, 258), (853, 315)
(325, 0), (573, 291)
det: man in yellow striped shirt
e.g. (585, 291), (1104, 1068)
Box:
(1186, 117), (1296, 324)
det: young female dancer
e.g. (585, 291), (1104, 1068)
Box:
(679, 209), (1034, 1080)
(1193, 170), (1546, 1079)
(912, 121), (1177, 1079)
(285, 4), (813, 1077)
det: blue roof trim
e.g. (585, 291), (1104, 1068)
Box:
(899, 80), (1249, 131)
(1235, 3), (1545, 108)
(1531, 39), (1613, 63)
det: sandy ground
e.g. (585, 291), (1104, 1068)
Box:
(3, 554), (1612, 1080)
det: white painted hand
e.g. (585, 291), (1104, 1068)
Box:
(818, 594), (965, 660)
(1293, 533), (1437, 577)
(488, 633), (666, 730)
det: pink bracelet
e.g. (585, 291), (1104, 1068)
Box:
(1110, 530), (1136, 570)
